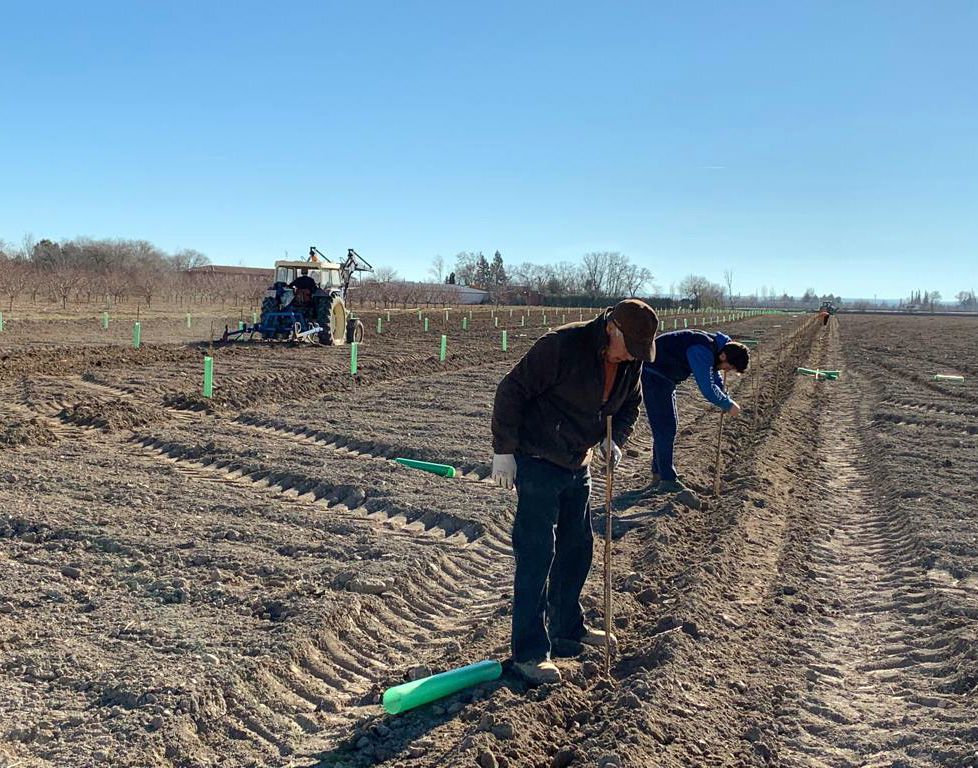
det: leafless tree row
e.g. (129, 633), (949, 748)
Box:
(0, 235), (274, 311)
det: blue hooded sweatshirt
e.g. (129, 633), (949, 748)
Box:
(643, 330), (734, 411)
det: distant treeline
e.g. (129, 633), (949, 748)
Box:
(0, 236), (269, 310)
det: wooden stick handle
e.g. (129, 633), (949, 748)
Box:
(713, 371), (726, 497)
(604, 414), (613, 676)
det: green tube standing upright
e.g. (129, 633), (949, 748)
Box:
(439, 334), (447, 361)
(102, 312), (109, 330)
(132, 322), (141, 349)
(502, 330), (508, 351)
(203, 356), (214, 398)
(0, 311), (4, 332)
(383, 660), (502, 715)
(350, 342), (358, 374)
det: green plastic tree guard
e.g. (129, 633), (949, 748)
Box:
(0, 311), (4, 332)
(186, 312), (192, 328)
(394, 457), (457, 478)
(351, 342), (358, 374)
(377, 317), (383, 334)
(439, 334), (447, 362)
(132, 322), (141, 349)
(424, 317), (429, 332)
(202, 356), (214, 398)
(934, 374), (964, 382)
(462, 317), (468, 331)
(383, 660), (502, 715)
(797, 367), (840, 380)
(102, 312), (109, 330)
(502, 330), (508, 351)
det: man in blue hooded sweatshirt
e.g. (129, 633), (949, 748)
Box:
(641, 330), (750, 494)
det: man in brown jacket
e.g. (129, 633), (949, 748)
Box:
(491, 299), (657, 685)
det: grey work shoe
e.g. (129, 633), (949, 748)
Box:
(620, 474), (661, 500)
(579, 626), (618, 651)
(513, 658), (561, 686)
(652, 479), (690, 495)
(552, 627), (618, 658)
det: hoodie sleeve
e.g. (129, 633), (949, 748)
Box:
(611, 367), (642, 447)
(686, 346), (733, 410)
(491, 333), (563, 454)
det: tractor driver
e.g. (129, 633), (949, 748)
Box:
(289, 268), (317, 306)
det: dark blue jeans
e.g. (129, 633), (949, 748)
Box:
(511, 455), (592, 663)
(641, 369), (679, 482)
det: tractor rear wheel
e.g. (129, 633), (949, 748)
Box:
(317, 295), (347, 345)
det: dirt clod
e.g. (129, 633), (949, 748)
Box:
(491, 721), (515, 740)
(551, 747), (576, 767)
(0, 417), (57, 448)
(477, 750), (499, 768)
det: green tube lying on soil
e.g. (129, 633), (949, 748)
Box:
(394, 457), (457, 478)
(797, 367), (840, 380)
(383, 660), (502, 715)
(934, 374), (964, 382)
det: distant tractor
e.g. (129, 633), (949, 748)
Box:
(223, 247), (373, 344)
(818, 300), (836, 326)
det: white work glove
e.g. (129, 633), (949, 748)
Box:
(597, 439), (622, 469)
(491, 453), (517, 490)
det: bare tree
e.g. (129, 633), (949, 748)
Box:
(48, 261), (86, 309)
(170, 248), (211, 270)
(956, 290), (976, 309)
(678, 275), (724, 309)
(454, 252), (481, 286)
(622, 264), (655, 296)
(428, 254), (445, 283)
(0, 257), (31, 311)
(580, 252), (610, 298)
(723, 269), (734, 307)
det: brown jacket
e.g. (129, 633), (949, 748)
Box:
(491, 310), (642, 470)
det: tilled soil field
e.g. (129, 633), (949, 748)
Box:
(1, 308), (975, 768)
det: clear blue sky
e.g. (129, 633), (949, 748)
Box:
(1, 1), (975, 300)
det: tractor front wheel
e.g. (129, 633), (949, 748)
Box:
(346, 317), (364, 343)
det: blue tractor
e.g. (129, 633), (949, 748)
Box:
(224, 247), (372, 344)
